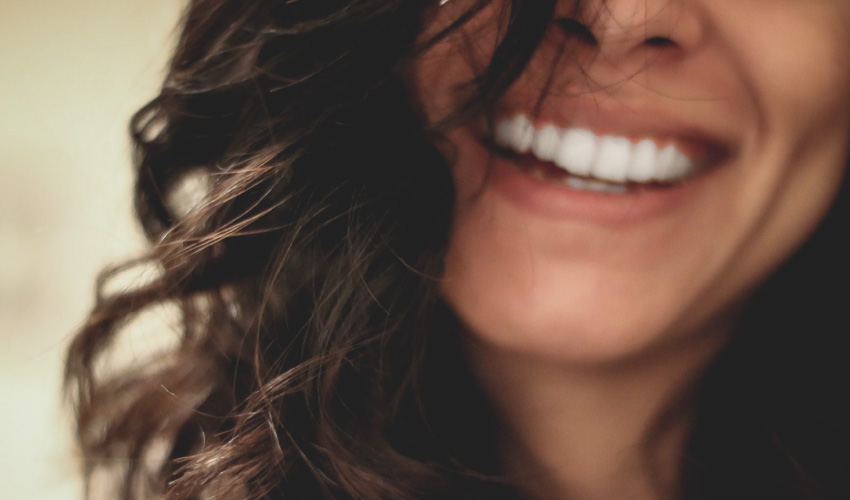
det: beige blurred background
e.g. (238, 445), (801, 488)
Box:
(0, 1), (182, 498)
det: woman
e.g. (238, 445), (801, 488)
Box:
(66, 0), (850, 499)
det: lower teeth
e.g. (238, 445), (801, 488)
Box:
(528, 166), (628, 193)
(565, 176), (628, 193)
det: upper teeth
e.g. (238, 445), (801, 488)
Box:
(494, 114), (697, 184)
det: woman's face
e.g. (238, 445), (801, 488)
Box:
(409, 0), (850, 363)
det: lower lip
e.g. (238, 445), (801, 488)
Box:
(482, 143), (716, 225)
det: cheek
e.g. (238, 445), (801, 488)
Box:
(698, 2), (850, 297)
(716, 3), (850, 137)
(732, 11), (850, 266)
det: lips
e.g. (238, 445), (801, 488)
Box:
(495, 114), (703, 184)
(458, 101), (736, 222)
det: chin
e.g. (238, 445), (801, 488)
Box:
(441, 268), (705, 367)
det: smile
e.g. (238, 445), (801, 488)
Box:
(493, 114), (721, 193)
(460, 105), (738, 223)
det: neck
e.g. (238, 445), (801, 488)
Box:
(465, 330), (729, 500)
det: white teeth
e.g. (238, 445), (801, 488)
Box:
(631, 139), (657, 182)
(566, 177), (628, 193)
(655, 144), (677, 181)
(532, 125), (560, 162)
(494, 114), (698, 186)
(555, 128), (596, 176)
(514, 115), (535, 153)
(495, 115), (535, 153)
(592, 136), (631, 183)
(669, 147), (692, 179)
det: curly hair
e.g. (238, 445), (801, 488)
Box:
(66, 0), (850, 499)
(66, 1), (560, 499)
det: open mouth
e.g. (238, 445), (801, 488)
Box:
(486, 114), (729, 194)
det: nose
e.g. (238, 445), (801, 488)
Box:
(557, 0), (705, 75)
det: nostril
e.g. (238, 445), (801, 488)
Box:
(644, 36), (677, 48)
(556, 18), (598, 46)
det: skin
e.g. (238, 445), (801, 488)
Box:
(408, 0), (850, 498)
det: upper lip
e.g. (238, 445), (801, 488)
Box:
(486, 95), (738, 162)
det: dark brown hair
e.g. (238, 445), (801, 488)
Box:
(66, 1), (558, 499)
(66, 1), (850, 499)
